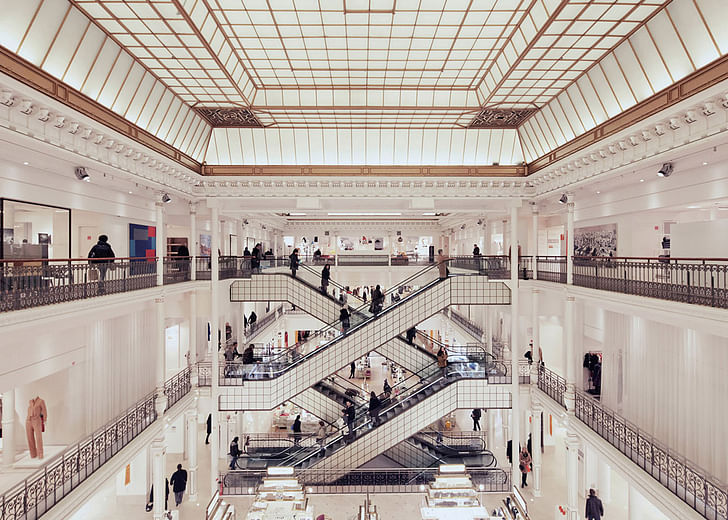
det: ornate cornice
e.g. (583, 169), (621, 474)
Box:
(201, 164), (526, 177)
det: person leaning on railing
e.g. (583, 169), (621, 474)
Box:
(88, 234), (115, 287)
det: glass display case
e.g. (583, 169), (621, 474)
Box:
(420, 466), (490, 520)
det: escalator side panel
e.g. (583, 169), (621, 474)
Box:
(291, 388), (342, 425)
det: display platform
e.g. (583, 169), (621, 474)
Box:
(13, 445), (67, 469)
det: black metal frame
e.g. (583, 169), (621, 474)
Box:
(537, 365), (566, 409)
(164, 366), (191, 411)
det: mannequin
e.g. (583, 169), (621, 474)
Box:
(26, 396), (47, 459)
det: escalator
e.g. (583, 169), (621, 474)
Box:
(219, 261), (511, 411)
(409, 430), (496, 467)
(242, 358), (511, 472)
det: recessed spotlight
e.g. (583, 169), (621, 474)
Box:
(128, 190), (133, 194)
(702, 161), (708, 166)
(639, 179), (644, 182)
(23, 161), (28, 165)
(687, 205), (700, 209)
(596, 191), (601, 194)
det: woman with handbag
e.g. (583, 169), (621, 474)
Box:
(519, 447), (532, 488)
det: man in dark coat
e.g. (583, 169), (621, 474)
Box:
(585, 488), (604, 520)
(170, 464), (188, 507)
(205, 414), (211, 444)
(88, 235), (115, 283)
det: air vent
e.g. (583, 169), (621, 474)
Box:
(468, 108), (536, 128)
(195, 107), (262, 127)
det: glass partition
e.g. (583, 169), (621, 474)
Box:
(1, 199), (70, 260)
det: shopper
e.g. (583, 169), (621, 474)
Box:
(585, 488), (605, 520)
(472, 244), (480, 256)
(471, 408), (482, 431)
(436, 249), (449, 279)
(340, 306), (351, 334)
(243, 246), (251, 257)
(315, 420), (329, 456)
(370, 284), (384, 314)
(229, 436), (241, 470)
(343, 401), (356, 439)
(251, 243), (261, 272)
(519, 447), (532, 488)
(349, 360), (356, 379)
(382, 379), (392, 399)
(291, 415), (302, 445)
(170, 464), (188, 507)
(248, 310), (257, 330)
(289, 248), (300, 278)
(321, 263), (331, 294)
(205, 414), (211, 444)
(243, 344), (255, 365)
(406, 326), (417, 345)
(368, 391), (381, 428)
(437, 346), (448, 379)
(88, 234), (115, 286)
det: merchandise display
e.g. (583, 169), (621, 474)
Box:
(25, 396), (47, 459)
(272, 404), (320, 433)
(246, 472), (314, 520)
(420, 466), (490, 520)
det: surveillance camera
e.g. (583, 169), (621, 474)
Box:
(558, 193), (568, 204)
(161, 193), (172, 203)
(657, 163), (673, 177)
(74, 167), (90, 182)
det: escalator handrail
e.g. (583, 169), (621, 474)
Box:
(296, 263), (367, 306)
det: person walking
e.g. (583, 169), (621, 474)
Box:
(585, 488), (604, 520)
(315, 420), (329, 456)
(340, 306), (351, 334)
(170, 464), (188, 507)
(437, 346), (448, 379)
(248, 310), (257, 332)
(292, 415), (302, 445)
(88, 234), (115, 288)
(471, 408), (482, 431)
(368, 391), (381, 428)
(289, 248), (300, 278)
(349, 360), (356, 379)
(343, 401), (356, 439)
(205, 414), (211, 444)
(519, 447), (532, 488)
(229, 436), (241, 470)
(321, 263), (331, 294)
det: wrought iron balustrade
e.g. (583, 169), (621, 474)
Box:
(449, 309), (484, 339)
(162, 256), (191, 284)
(0, 392), (156, 520)
(220, 466), (510, 495)
(575, 391), (727, 520)
(572, 256), (728, 309)
(164, 366), (191, 411)
(537, 365), (566, 409)
(195, 256), (211, 280)
(0, 257), (157, 312)
(536, 256), (567, 283)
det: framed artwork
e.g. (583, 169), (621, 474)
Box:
(574, 223), (617, 257)
(38, 233), (51, 245)
(199, 234), (211, 256)
(129, 224), (156, 274)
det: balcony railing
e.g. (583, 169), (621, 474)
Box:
(536, 256), (567, 283)
(573, 256), (728, 309)
(0, 257), (157, 312)
(220, 467), (510, 495)
(575, 391), (727, 520)
(0, 392), (157, 520)
(449, 308), (483, 339)
(164, 366), (191, 411)
(537, 365), (566, 409)
(163, 256), (191, 285)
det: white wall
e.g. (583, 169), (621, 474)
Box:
(671, 219), (728, 258)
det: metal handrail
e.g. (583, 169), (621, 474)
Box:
(0, 391), (157, 519)
(575, 390), (728, 520)
(537, 365), (566, 409)
(164, 366), (192, 411)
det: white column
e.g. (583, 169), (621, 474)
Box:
(483, 221), (491, 255)
(531, 288), (540, 378)
(565, 429), (580, 520)
(210, 206), (220, 495)
(155, 296), (168, 415)
(486, 410), (496, 451)
(584, 444), (598, 502)
(274, 234), (279, 257)
(567, 201), (575, 285)
(531, 206), (539, 280)
(189, 290), (197, 364)
(502, 219), (508, 255)
(190, 203), (197, 281)
(502, 409), (510, 448)
(151, 438), (166, 519)
(531, 401), (543, 497)
(2, 389), (15, 468)
(156, 202), (165, 286)
(564, 295), (576, 411)
(509, 206), (520, 488)
(598, 459), (612, 503)
(185, 409), (198, 501)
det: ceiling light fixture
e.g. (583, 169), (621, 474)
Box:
(702, 161), (708, 166)
(74, 166), (90, 182)
(288, 212), (307, 216)
(596, 191), (601, 194)
(327, 212), (402, 216)
(639, 179), (645, 183)
(657, 162), (673, 177)
(422, 212), (437, 216)
(161, 193), (172, 203)
(23, 161), (28, 165)
(558, 193), (568, 204)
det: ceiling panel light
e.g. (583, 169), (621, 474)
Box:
(288, 212), (307, 216)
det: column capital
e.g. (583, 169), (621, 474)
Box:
(189, 202), (197, 214)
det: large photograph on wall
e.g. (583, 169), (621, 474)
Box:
(199, 234), (211, 256)
(574, 223), (617, 257)
(129, 224), (156, 274)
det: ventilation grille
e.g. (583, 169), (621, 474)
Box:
(195, 107), (263, 127)
(468, 108), (536, 128)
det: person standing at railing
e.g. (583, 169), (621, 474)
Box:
(321, 263), (331, 294)
(88, 234), (115, 289)
(473, 244), (480, 256)
(289, 248), (300, 278)
(251, 243), (261, 272)
(471, 408), (482, 431)
(586, 489), (604, 520)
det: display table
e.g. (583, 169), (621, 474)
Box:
(420, 466), (493, 520)
(272, 405), (320, 433)
(245, 474), (314, 520)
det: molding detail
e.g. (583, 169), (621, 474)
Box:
(195, 107), (263, 127)
(468, 108), (537, 128)
(0, 46), (202, 174)
(201, 164), (527, 177)
(527, 54), (728, 175)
